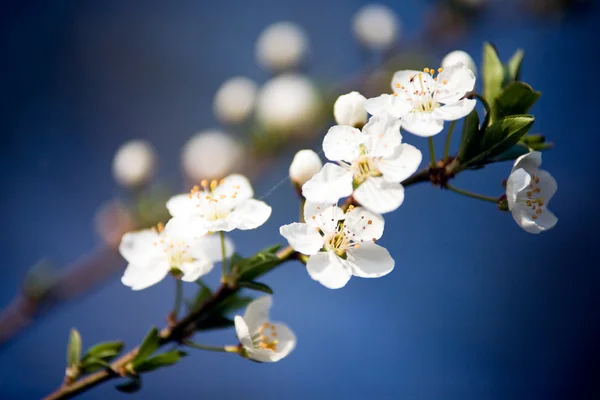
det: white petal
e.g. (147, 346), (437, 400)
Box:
(364, 94), (412, 119)
(121, 262), (169, 291)
(243, 296), (272, 334)
(217, 174), (254, 203)
(204, 217), (238, 233)
(536, 169), (557, 202)
(234, 315), (254, 349)
(302, 163), (353, 204)
(344, 206), (384, 242)
(511, 206), (543, 234)
(375, 143), (422, 183)
(391, 70), (428, 91)
(189, 233), (235, 263)
(306, 251), (352, 289)
(303, 202), (345, 233)
(506, 168), (531, 209)
(164, 217), (208, 240)
(166, 193), (196, 218)
(535, 208), (558, 232)
(361, 113), (402, 158)
(280, 223), (324, 255)
(233, 199), (272, 230)
(435, 62), (476, 104)
(401, 112), (444, 137)
(119, 230), (162, 267)
(353, 177), (405, 214)
(346, 243), (395, 278)
(512, 151), (542, 174)
(322, 125), (363, 162)
(179, 259), (215, 282)
(433, 99), (477, 121)
(269, 322), (296, 361)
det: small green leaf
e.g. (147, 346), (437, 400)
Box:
(458, 109), (481, 164)
(507, 49), (525, 82)
(80, 357), (112, 374)
(134, 350), (187, 373)
(239, 281), (274, 295)
(487, 142), (530, 163)
(475, 115), (535, 164)
(132, 327), (160, 365)
(482, 42), (506, 112)
(521, 133), (546, 146)
(83, 341), (124, 362)
(116, 376), (142, 393)
(494, 82), (541, 120)
(196, 316), (235, 331)
(237, 244), (283, 281)
(67, 328), (82, 368)
(214, 295), (254, 316)
(186, 280), (213, 312)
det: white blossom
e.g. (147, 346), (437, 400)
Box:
(256, 74), (320, 134)
(255, 21), (308, 71)
(289, 150), (323, 187)
(182, 130), (242, 182)
(506, 151), (557, 234)
(213, 77), (258, 124)
(167, 174), (271, 234)
(365, 64), (476, 137)
(334, 91), (368, 127)
(352, 4), (400, 50)
(442, 50), (477, 75)
(302, 114), (422, 214)
(112, 140), (156, 188)
(234, 296), (296, 362)
(119, 220), (234, 291)
(280, 203), (394, 289)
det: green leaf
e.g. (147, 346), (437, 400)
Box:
(487, 142), (530, 163)
(115, 376), (142, 393)
(482, 42), (506, 112)
(134, 350), (187, 373)
(238, 281), (274, 295)
(132, 327), (160, 365)
(237, 244), (283, 281)
(80, 357), (112, 374)
(474, 115), (535, 164)
(196, 315), (235, 331)
(507, 49), (525, 82)
(213, 295), (254, 316)
(186, 280), (213, 312)
(521, 133), (545, 146)
(494, 82), (541, 120)
(458, 109), (481, 164)
(83, 341), (124, 362)
(67, 328), (82, 367)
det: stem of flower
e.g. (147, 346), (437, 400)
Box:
(219, 231), (228, 279)
(184, 340), (238, 353)
(446, 184), (499, 204)
(173, 279), (183, 318)
(428, 137), (436, 167)
(299, 198), (306, 223)
(443, 121), (456, 161)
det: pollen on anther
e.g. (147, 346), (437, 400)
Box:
(367, 220), (372, 225)
(201, 179), (209, 188)
(438, 67), (443, 73)
(424, 68), (430, 73)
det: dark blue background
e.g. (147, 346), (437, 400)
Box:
(1, 0), (599, 398)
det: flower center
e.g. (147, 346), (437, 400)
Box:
(517, 172), (545, 221)
(188, 179), (242, 221)
(151, 223), (193, 268)
(345, 145), (382, 186)
(252, 322), (279, 351)
(395, 68), (447, 114)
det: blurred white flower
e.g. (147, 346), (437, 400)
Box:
(353, 4), (400, 50)
(182, 130), (242, 182)
(213, 77), (258, 124)
(280, 203), (394, 289)
(234, 296), (296, 362)
(365, 63), (476, 137)
(256, 74), (320, 134)
(112, 140), (157, 188)
(167, 174), (271, 233)
(119, 220), (234, 291)
(289, 149), (323, 187)
(333, 91), (368, 128)
(506, 151), (558, 234)
(302, 114), (422, 214)
(442, 50), (477, 75)
(255, 21), (309, 71)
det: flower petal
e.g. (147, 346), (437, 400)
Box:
(119, 230), (162, 266)
(511, 206), (543, 234)
(401, 112), (444, 137)
(216, 174), (254, 203)
(391, 70), (429, 92)
(433, 98), (477, 121)
(164, 216), (208, 240)
(189, 233), (235, 263)
(243, 296), (272, 334)
(303, 202), (345, 234)
(362, 113), (402, 158)
(346, 243), (395, 278)
(121, 262), (169, 291)
(506, 168), (531, 209)
(306, 251), (352, 289)
(375, 143), (422, 183)
(535, 208), (558, 232)
(233, 199), (272, 230)
(302, 163), (353, 204)
(179, 259), (215, 282)
(353, 177), (405, 214)
(536, 169), (557, 202)
(512, 151), (542, 174)
(344, 206), (384, 242)
(269, 322), (296, 361)
(435, 62), (476, 104)
(364, 94), (412, 119)
(234, 315), (254, 349)
(322, 125), (363, 162)
(280, 222), (324, 255)
(166, 193), (197, 218)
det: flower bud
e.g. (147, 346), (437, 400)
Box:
(289, 149), (322, 187)
(441, 50), (477, 75)
(256, 21), (309, 71)
(353, 4), (400, 50)
(213, 77), (258, 125)
(333, 92), (367, 128)
(182, 130), (242, 182)
(112, 140), (157, 188)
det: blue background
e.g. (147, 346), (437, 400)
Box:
(1, 0), (599, 398)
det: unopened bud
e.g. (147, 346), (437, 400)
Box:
(256, 21), (309, 71)
(333, 92), (368, 128)
(289, 150), (323, 187)
(112, 140), (157, 188)
(213, 77), (258, 125)
(353, 4), (400, 50)
(441, 50), (477, 75)
(182, 130), (242, 182)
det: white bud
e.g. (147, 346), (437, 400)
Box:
(333, 91), (368, 127)
(112, 140), (156, 188)
(289, 150), (323, 186)
(256, 74), (320, 134)
(182, 130), (242, 182)
(353, 4), (400, 50)
(441, 50), (477, 75)
(213, 76), (258, 125)
(256, 21), (309, 71)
